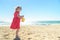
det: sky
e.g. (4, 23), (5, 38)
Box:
(0, 0), (60, 23)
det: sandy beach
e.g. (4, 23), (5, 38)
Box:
(0, 25), (60, 40)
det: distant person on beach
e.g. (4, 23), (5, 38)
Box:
(10, 6), (24, 37)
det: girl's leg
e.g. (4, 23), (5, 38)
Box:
(16, 29), (19, 37)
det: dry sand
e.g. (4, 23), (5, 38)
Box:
(0, 25), (60, 40)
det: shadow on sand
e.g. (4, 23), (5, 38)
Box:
(14, 36), (21, 40)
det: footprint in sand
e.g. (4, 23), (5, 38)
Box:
(27, 32), (34, 35)
(4, 34), (9, 36)
(58, 36), (60, 40)
(28, 38), (32, 40)
(3, 33), (9, 39)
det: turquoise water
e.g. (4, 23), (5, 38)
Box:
(33, 21), (60, 25)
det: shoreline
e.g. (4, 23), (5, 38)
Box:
(0, 24), (60, 27)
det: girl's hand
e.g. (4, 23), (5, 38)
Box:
(17, 14), (24, 19)
(20, 15), (24, 19)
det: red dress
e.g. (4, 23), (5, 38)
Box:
(10, 11), (20, 29)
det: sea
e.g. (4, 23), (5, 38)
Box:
(0, 21), (60, 26)
(33, 21), (60, 25)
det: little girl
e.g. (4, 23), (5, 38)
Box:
(10, 6), (24, 37)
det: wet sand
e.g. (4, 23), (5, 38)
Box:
(0, 25), (60, 40)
